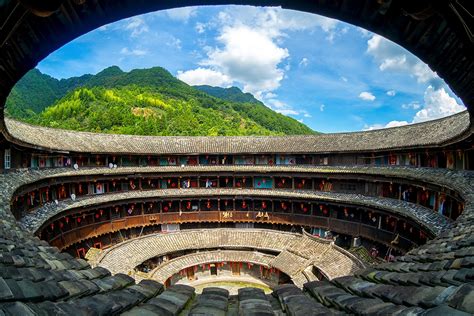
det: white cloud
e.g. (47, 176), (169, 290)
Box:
(215, 7), (339, 38)
(179, 7), (342, 100)
(385, 120), (409, 128)
(363, 124), (381, 131)
(166, 36), (182, 50)
(277, 109), (300, 115)
(264, 92), (277, 99)
(195, 22), (206, 34)
(413, 86), (465, 123)
(120, 47), (147, 56)
(341, 76), (348, 82)
(401, 101), (420, 110)
(379, 55), (406, 71)
(367, 34), (440, 86)
(266, 99), (300, 116)
(386, 90), (396, 96)
(364, 86), (465, 130)
(125, 17), (149, 37)
(202, 25), (289, 98)
(359, 91), (376, 101)
(175, 7), (344, 119)
(256, 10), (340, 42)
(166, 7), (197, 22)
(319, 104), (325, 112)
(177, 68), (233, 87)
(358, 28), (372, 38)
(299, 57), (309, 67)
(364, 120), (409, 131)
(363, 33), (466, 131)
(266, 99), (287, 109)
(98, 24), (109, 31)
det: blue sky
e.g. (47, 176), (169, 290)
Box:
(37, 5), (466, 133)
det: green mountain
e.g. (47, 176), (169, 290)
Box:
(5, 68), (93, 119)
(194, 85), (260, 104)
(6, 69), (63, 118)
(5, 66), (316, 136)
(194, 85), (314, 136)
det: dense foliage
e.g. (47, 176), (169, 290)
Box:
(5, 69), (65, 119)
(194, 85), (260, 104)
(6, 66), (316, 136)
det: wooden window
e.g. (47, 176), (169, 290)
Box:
(4, 149), (11, 169)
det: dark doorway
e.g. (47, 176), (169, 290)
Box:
(210, 264), (218, 276)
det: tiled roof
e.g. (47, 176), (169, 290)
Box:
(4, 111), (471, 154)
(19, 188), (451, 236)
(4, 165), (468, 237)
(22, 164), (473, 197)
(94, 229), (363, 282)
(149, 250), (276, 283)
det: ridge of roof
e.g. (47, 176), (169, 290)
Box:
(4, 110), (470, 139)
(2, 111), (471, 154)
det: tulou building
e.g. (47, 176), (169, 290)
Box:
(0, 1), (474, 315)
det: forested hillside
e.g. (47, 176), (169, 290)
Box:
(6, 66), (316, 136)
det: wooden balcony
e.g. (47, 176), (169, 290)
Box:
(48, 211), (418, 252)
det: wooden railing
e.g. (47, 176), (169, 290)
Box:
(49, 211), (416, 251)
(12, 165), (465, 223)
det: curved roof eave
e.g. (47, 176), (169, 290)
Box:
(3, 111), (471, 155)
(23, 188), (451, 237)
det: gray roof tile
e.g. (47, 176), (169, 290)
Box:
(5, 111), (470, 154)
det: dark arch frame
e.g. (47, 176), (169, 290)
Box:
(0, 0), (473, 128)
